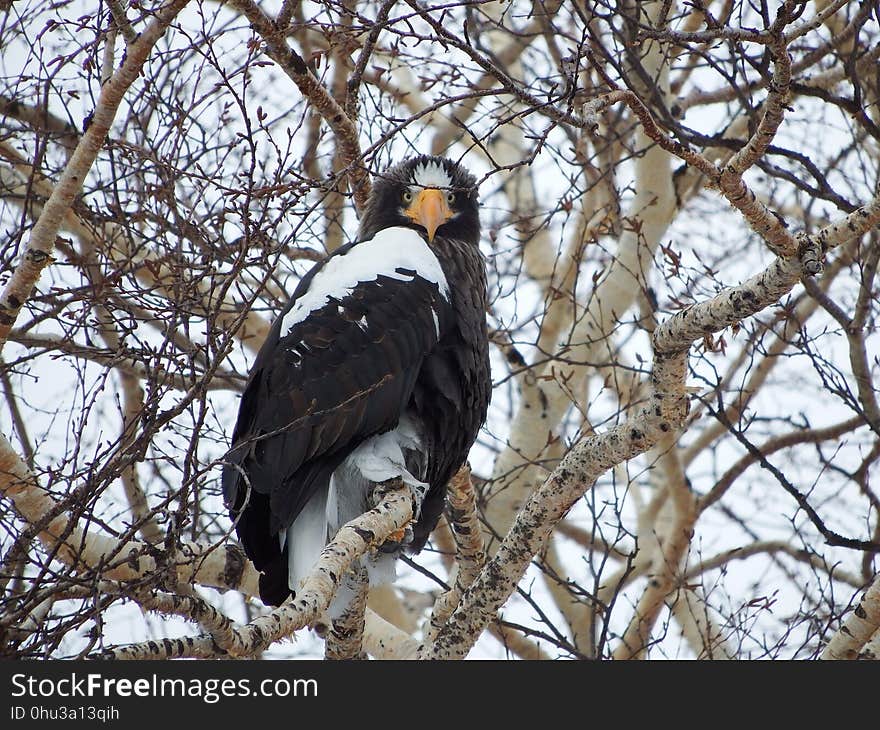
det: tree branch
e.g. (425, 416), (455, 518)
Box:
(225, 0), (371, 210)
(0, 0), (192, 352)
(822, 574), (880, 660)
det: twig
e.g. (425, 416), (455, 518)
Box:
(707, 401), (880, 552)
(0, 0), (193, 352)
(226, 0), (371, 210)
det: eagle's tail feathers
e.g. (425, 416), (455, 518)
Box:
(285, 487), (329, 598)
(285, 417), (428, 619)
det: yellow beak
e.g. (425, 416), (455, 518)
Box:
(405, 188), (453, 242)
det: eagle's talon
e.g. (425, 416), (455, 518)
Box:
(388, 527), (407, 543)
(369, 479), (401, 508)
(378, 524), (414, 553)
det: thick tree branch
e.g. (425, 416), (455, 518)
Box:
(822, 574), (880, 660)
(325, 565), (369, 660)
(424, 465), (486, 643)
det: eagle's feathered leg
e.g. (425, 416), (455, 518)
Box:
(285, 414), (429, 620)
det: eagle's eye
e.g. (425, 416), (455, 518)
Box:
(446, 192), (455, 205)
(402, 190), (413, 204)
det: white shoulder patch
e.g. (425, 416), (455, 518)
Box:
(411, 160), (452, 188)
(281, 227), (449, 335)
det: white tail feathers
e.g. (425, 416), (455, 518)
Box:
(284, 415), (428, 619)
(285, 487), (329, 597)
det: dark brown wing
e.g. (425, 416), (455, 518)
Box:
(222, 246), (452, 574)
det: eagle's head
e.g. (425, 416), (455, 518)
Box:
(359, 155), (480, 246)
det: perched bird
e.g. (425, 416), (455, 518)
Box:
(223, 155), (490, 611)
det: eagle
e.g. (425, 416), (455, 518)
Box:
(222, 155), (491, 612)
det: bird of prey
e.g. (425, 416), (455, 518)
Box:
(223, 155), (490, 612)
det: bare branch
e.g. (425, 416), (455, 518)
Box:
(225, 0), (371, 210)
(0, 0), (193, 352)
(325, 565), (369, 660)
